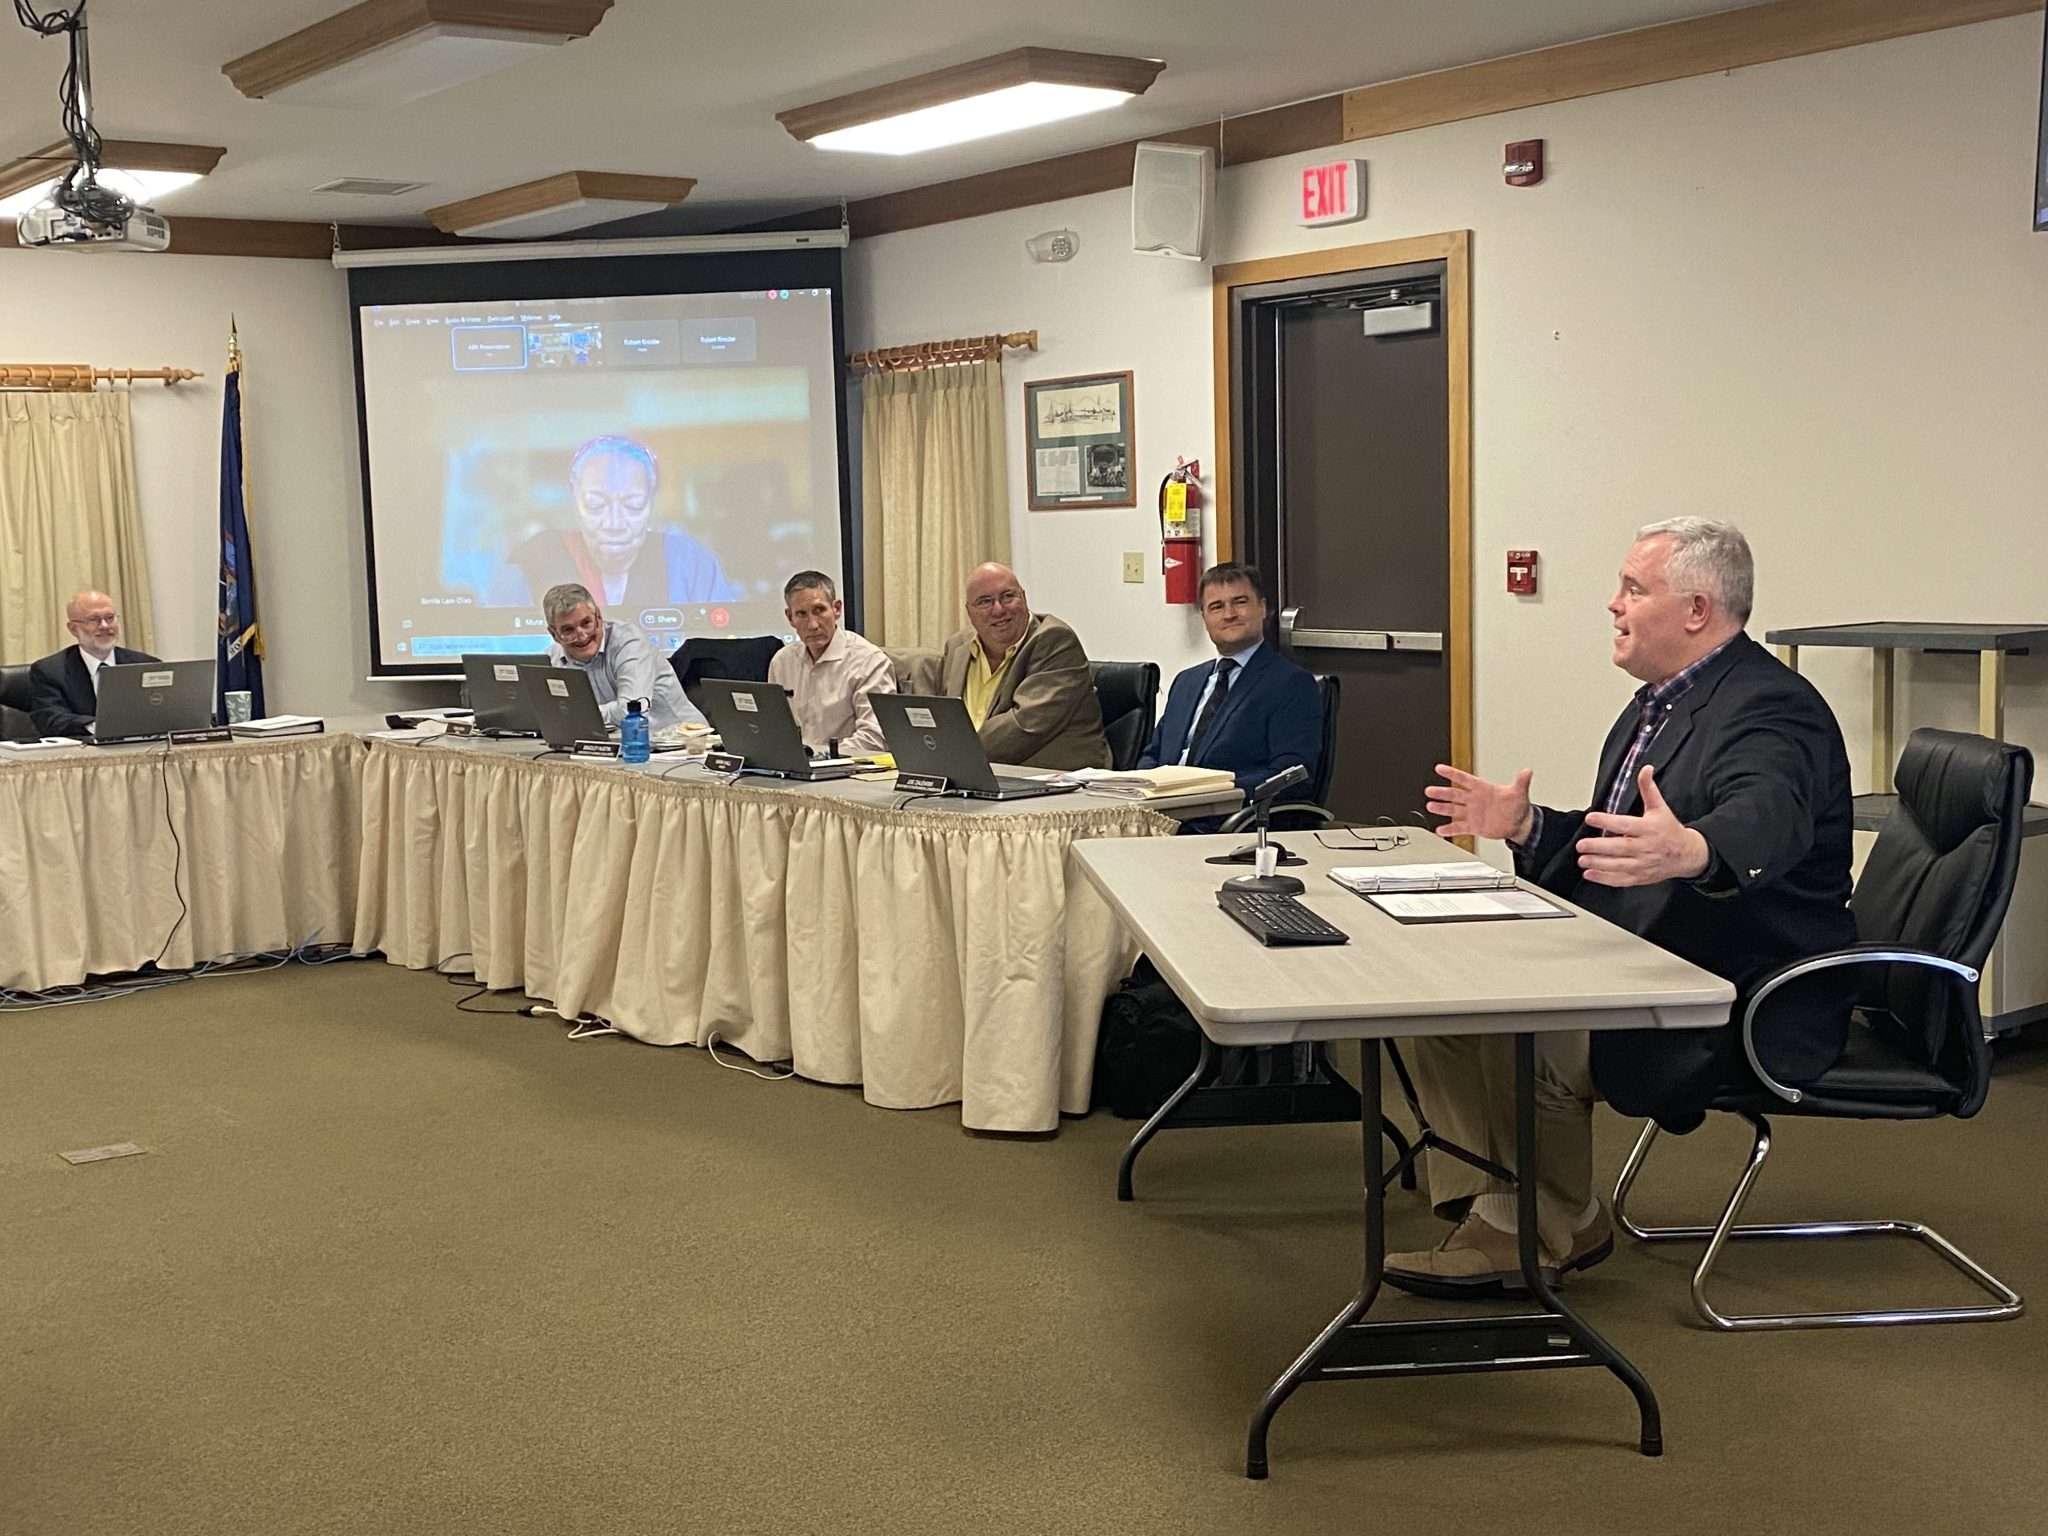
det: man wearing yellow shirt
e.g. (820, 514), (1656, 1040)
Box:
(933, 562), (1111, 771)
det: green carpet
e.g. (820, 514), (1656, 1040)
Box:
(4, 960), (2045, 1534)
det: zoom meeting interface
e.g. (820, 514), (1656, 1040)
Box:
(355, 284), (843, 673)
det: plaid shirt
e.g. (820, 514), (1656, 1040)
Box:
(1518, 637), (1736, 853)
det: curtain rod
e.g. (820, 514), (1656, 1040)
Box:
(847, 330), (1037, 373)
(0, 365), (202, 393)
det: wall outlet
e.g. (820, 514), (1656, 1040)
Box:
(1122, 551), (1145, 583)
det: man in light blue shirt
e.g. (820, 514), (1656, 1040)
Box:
(542, 582), (701, 732)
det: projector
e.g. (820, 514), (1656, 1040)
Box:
(16, 197), (170, 252)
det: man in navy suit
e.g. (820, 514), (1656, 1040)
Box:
(1138, 562), (1320, 825)
(29, 589), (160, 737)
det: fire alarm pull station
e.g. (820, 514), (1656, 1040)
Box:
(1507, 550), (1539, 595)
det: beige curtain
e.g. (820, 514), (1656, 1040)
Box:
(860, 358), (1010, 649)
(0, 390), (155, 663)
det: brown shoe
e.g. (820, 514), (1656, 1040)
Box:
(1383, 1214), (1555, 1299)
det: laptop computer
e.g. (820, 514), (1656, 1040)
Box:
(93, 659), (217, 744)
(871, 693), (1078, 802)
(696, 679), (861, 781)
(518, 666), (612, 750)
(461, 653), (551, 735)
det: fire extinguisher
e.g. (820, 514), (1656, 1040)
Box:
(1159, 458), (1203, 605)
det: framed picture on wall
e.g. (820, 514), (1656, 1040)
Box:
(1024, 371), (1136, 511)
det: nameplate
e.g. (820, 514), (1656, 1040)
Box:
(168, 727), (233, 746)
(444, 719), (480, 737)
(704, 751), (746, 774)
(897, 772), (950, 794)
(571, 739), (620, 758)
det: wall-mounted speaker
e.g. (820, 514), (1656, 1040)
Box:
(1131, 142), (1214, 261)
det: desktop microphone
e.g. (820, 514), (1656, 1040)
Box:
(1221, 764), (1311, 896)
(1250, 764), (1309, 804)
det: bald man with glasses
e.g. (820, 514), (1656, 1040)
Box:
(29, 589), (160, 737)
(931, 562), (1110, 771)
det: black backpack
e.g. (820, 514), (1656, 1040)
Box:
(1092, 961), (1203, 1119)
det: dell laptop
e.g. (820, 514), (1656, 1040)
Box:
(518, 667), (613, 750)
(461, 653), (551, 735)
(696, 680), (862, 781)
(92, 659), (217, 744)
(871, 693), (1077, 802)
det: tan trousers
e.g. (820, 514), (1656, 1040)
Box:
(1404, 1031), (1595, 1259)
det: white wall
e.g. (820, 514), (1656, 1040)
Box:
(3, 16), (2043, 763)
(0, 247), (448, 715)
(847, 16), (2048, 805)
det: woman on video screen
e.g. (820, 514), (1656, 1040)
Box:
(488, 435), (740, 609)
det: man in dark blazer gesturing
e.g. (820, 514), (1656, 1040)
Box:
(29, 588), (160, 737)
(1387, 519), (1854, 1298)
(1138, 562), (1320, 820)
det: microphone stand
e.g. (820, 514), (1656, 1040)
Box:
(1221, 790), (1305, 895)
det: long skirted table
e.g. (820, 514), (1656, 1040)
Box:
(350, 739), (1178, 1131)
(0, 731), (364, 992)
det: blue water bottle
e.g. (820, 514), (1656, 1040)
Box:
(620, 698), (651, 764)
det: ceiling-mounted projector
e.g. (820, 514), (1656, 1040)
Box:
(10, 1), (171, 252)
(16, 194), (169, 252)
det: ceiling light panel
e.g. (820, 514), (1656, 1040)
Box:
(778, 48), (1163, 156)
(427, 170), (696, 238)
(223, 0), (614, 106)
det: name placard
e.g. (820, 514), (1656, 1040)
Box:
(897, 772), (949, 794)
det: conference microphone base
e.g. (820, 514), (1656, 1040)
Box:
(1221, 873), (1307, 896)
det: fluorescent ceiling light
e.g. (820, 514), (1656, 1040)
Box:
(223, 0), (613, 106)
(427, 170), (696, 238)
(0, 169), (203, 218)
(778, 48), (1163, 156)
(810, 82), (1134, 155)
(0, 140), (223, 216)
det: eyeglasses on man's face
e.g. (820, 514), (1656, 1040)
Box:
(71, 612), (118, 629)
(969, 589), (1023, 613)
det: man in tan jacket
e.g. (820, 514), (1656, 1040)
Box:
(929, 562), (1111, 771)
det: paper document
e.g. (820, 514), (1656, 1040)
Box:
(0, 737), (84, 752)
(231, 714), (324, 736)
(1058, 765), (1236, 799)
(1366, 889), (1567, 922)
(1330, 861), (1516, 893)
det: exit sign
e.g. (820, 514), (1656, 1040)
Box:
(1299, 159), (1366, 226)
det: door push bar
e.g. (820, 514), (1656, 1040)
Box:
(1279, 606), (1444, 654)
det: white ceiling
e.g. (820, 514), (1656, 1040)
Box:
(0, 0), (1739, 229)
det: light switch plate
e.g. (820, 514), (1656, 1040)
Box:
(1122, 552), (1145, 583)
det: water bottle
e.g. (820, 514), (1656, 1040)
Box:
(619, 698), (651, 764)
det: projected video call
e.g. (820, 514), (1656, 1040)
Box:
(356, 286), (843, 671)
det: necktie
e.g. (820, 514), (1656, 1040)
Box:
(1187, 657), (1238, 760)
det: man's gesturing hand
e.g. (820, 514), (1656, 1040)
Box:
(1577, 765), (1710, 886)
(1424, 763), (1535, 843)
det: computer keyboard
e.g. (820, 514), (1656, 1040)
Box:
(1216, 888), (1350, 946)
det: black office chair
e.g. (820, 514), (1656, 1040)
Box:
(1217, 672), (1340, 832)
(1, 662), (38, 741)
(1090, 660), (1159, 772)
(1614, 727), (2031, 1331)
(670, 635), (785, 709)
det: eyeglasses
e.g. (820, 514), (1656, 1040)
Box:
(969, 589), (1023, 613)
(1313, 827), (1413, 852)
(71, 613), (118, 629)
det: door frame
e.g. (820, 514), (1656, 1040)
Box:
(1211, 229), (1472, 774)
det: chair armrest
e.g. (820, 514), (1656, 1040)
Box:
(1218, 803), (1336, 835)
(1740, 943), (1980, 1106)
